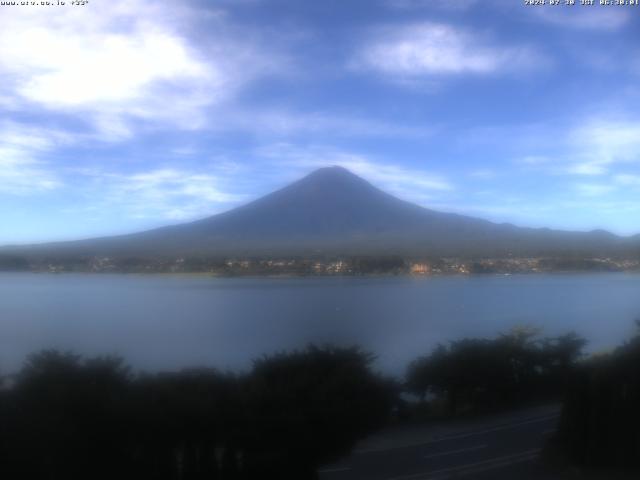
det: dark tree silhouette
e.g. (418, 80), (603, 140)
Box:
(558, 324), (640, 472)
(3, 351), (132, 479)
(0, 345), (396, 480)
(242, 345), (396, 479)
(406, 329), (586, 416)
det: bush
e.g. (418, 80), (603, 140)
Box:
(558, 328), (640, 471)
(0, 345), (396, 479)
(406, 328), (586, 416)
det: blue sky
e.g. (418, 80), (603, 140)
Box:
(2, 0), (640, 244)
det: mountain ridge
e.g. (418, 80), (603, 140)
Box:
(2, 166), (637, 259)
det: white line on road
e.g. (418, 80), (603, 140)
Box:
(318, 466), (351, 474)
(423, 444), (487, 460)
(423, 415), (559, 444)
(386, 448), (541, 480)
(355, 413), (559, 454)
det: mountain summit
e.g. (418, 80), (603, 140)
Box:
(4, 167), (635, 258)
(187, 165), (440, 239)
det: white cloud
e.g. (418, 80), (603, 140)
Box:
(0, 122), (70, 195)
(0, 121), (73, 151)
(337, 157), (452, 192)
(0, 0), (289, 202)
(565, 120), (640, 176)
(13, 29), (207, 108)
(518, 155), (553, 166)
(258, 144), (453, 204)
(614, 174), (640, 186)
(572, 121), (640, 163)
(220, 109), (435, 138)
(79, 167), (247, 221)
(575, 183), (615, 197)
(356, 22), (546, 80)
(0, 0), (277, 140)
(469, 169), (497, 179)
(426, 200), (556, 223)
(565, 163), (608, 176)
(0, 148), (61, 195)
(500, 115), (640, 179)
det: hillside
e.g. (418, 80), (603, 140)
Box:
(2, 167), (637, 259)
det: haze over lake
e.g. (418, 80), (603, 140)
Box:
(1, 273), (639, 376)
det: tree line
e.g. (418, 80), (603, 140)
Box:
(0, 346), (395, 480)
(4, 326), (635, 478)
(557, 322), (640, 472)
(405, 327), (586, 417)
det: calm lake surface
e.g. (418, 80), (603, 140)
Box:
(1, 273), (639, 376)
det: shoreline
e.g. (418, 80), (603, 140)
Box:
(2, 270), (640, 278)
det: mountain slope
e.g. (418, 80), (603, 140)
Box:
(3, 167), (637, 258)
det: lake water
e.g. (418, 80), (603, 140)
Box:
(1, 273), (639, 376)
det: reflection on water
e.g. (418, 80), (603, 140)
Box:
(1, 272), (639, 375)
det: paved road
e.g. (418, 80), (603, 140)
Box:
(318, 405), (561, 480)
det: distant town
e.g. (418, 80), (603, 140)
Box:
(2, 254), (640, 275)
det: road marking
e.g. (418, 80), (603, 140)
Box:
(386, 448), (541, 480)
(318, 466), (351, 474)
(425, 414), (559, 443)
(356, 413), (559, 454)
(423, 444), (487, 459)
